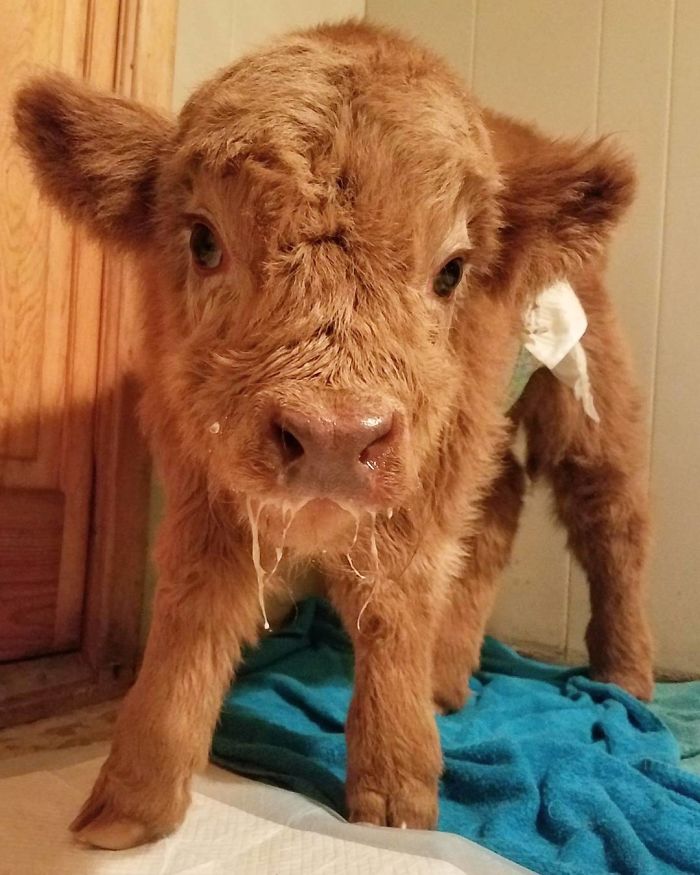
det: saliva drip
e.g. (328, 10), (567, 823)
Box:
(245, 497), (309, 631)
(355, 510), (381, 633)
(245, 497), (388, 635)
(246, 496), (270, 630)
(345, 510), (366, 580)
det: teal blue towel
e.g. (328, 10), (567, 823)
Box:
(213, 599), (700, 875)
(650, 680), (700, 776)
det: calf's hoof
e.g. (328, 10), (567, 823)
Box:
(432, 676), (470, 714)
(72, 813), (155, 850)
(592, 665), (654, 702)
(70, 764), (188, 849)
(347, 775), (438, 830)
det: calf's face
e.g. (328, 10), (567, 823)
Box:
(13, 30), (634, 554)
(162, 166), (476, 518)
(156, 70), (501, 538)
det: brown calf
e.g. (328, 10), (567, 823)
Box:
(13, 20), (653, 849)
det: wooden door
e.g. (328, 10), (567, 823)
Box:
(1, 0), (105, 662)
(0, 0), (176, 725)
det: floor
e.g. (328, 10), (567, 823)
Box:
(0, 699), (118, 778)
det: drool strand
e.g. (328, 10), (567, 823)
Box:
(246, 496), (270, 630)
(345, 511), (366, 580)
(357, 510), (381, 632)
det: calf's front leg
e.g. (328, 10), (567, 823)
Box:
(72, 509), (260, 849)
(330, 561), (443, 829)
(432, 451), (525, 713)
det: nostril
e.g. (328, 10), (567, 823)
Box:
(359, 415), (396, 468)
(272, 422), (305, 464)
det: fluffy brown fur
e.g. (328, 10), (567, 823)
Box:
(13, 20), (653, 849)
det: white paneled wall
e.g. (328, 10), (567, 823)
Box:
(648, 1), (700, 676)
(368, 0), (699, 676)
(172, 0), (364, 110)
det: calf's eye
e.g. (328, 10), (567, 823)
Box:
(189, 222), (223, 271)
(433, 257), (464, 299)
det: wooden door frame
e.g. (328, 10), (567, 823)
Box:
(0, 0), (178, 727)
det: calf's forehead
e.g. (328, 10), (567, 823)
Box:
(172, 38), (495, 248)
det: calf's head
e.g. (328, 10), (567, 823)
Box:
(13, 25), (634, 553)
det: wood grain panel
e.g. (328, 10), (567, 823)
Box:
(0, 0), (176, 727)
(51, 1), (120, 653)
(0, 490), (64, 661)
(0, 0), (108, 660)
(82, 0), (175, 669)
(0, 0), (61, 462)
(0, 0), (88, 661)
(0, 0), (104, 493)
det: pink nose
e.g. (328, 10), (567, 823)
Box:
(267, 403), (400, 498)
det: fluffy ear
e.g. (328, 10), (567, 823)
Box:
(13, 73), (174, 248)
(488, 111), (636, 283)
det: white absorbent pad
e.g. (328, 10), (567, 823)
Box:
(0, 757), (531, 875)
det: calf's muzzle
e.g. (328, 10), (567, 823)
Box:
(265, 400), (402, 504)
